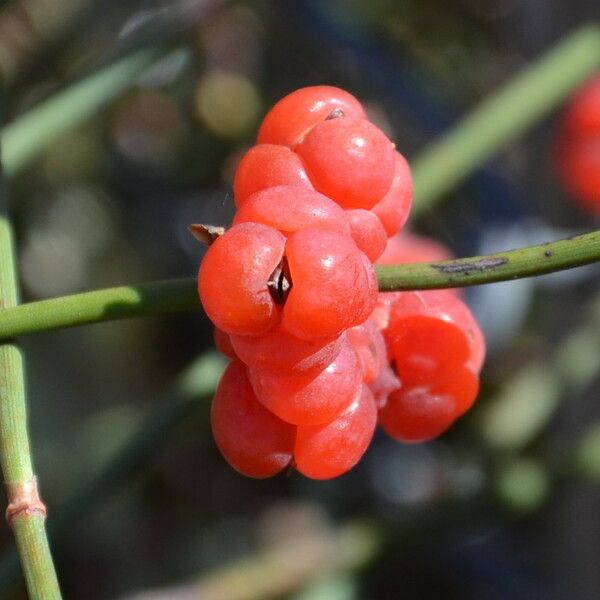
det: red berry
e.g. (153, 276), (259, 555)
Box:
(213, 327), (237, 359)
(257, 85), (366, 148)
(555, 75), (600, 214)
(294, 385), (377, 479)
(198, 222), (285, 335)
(378, 367), (479, 443)
(248, 341), (361, 426)
(211, 361), (296, 478)
(371, 152), (413, 236)
(283, 228), (378, 340)
(347, 318), (388, 384)
(377, 231), (454, 266)
(346, 209), (388, 262)
(296, 117), (396, 209)
(386, 291), (484, 385)
(233, 144), (313, 206)
(368, 364), (401, 409)
(230, 324), (345, 374)
(233, 185), (350, 237)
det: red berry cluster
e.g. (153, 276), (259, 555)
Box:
(197, 86), (484, 480)
(555, 74), (600, 215)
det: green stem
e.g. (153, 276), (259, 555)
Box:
(376, 229), (600, 291)
(0, 230), (599, 340)
(411, 24), (600, 214)
(1, 47), (163, 177)
(0, 123), (61, 596)
(0, 352), (226, 589)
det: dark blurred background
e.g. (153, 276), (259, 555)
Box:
(1, 1), (600, 598)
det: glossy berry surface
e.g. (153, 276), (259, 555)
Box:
(233, 144), (313, 206)
(371, 151), (413, 236)
(233, 185), (350, 237)
(294, 385), (377, 479)
(230, 324), (344, 374)
(346, 209), (388, 262)
(257, 85), (366, 148)
(198, 222), (285, 335)
(211, 361), (296, 478)
(283, 227), (378, 340)
(296, 117), (396, 209)
(378, 367), (479, 443)
(248, 341), (361, 425)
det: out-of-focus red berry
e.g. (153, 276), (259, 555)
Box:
(555, 75), (600, 214)
(257, 85), (366, 148)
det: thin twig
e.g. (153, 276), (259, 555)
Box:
(0, 106), (62, 597)
(0, 230), (599, 341)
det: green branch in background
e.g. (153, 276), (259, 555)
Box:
(0, 230), (599, 341)
(0, 130), (61, 596)
(1, 47), (163, 177)
(411, 24), (600, 214)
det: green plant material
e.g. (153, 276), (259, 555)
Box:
(411, 24), (600, 213)
(375, 230), (600, 291)
(495, 458), (550, 514)
(1, 47), (162, 177)
(554, 296), (600, 392)
(0, 135), (61, 597)
(575, 424), (600, 480)
(478, 364), (561, 452)
(0, 352), (226, 587)
(1, 231), (599, 341)
(291, 574), (358, 600)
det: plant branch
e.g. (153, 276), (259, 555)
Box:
(411, 24), (600, 214)
(0, 116), (61, 596)
(0, 230), (599, 341)
(0, 352), (226, 588)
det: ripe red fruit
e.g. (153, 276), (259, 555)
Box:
(233, 185), (350, 237)
(233, 144), (313, 206)
(257, 85), (366, 148)
(230, 324), (344, 374)
(378, 367), (479, 443)
(385, 291), (484, 385)
(248, 341), (361, 426)
(283, 228), (378, 340)
(377, 230), (454, 266)
(347, 319), (388, 384)
(213, 327), (237, 359)
(555, 75), (600, 214)
(296, 117), (396, 209)
(294, 385), (377, 479)
(211, 361), (296, 478)
(198, 222), (285, 336)
(371, 152), (413, 236)
(346, 209), (388, 262)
